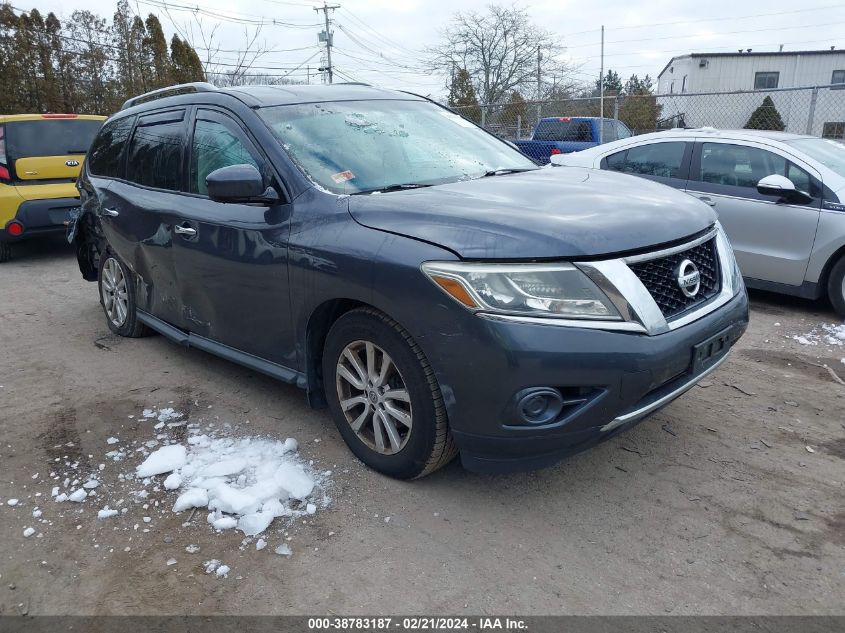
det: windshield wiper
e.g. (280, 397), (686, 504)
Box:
(353, 183), (434, 194)
(481, 168), (537, 177)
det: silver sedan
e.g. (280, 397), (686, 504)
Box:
(552, 128), (845, 316)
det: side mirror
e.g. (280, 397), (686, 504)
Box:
(206, 164), (279, 205)
(756, 174), (812, 204)
(549, 154), (567, 166)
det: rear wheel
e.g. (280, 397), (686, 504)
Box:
(322, 308), (457, 479)
(828, 255), (845, 318)
(98, 252), (150, 338)
(0, 242), (10, 263)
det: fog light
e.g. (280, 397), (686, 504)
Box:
(6, 221), (23, 236)
(516, 388), (564, 425)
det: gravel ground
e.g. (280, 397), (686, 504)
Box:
(1, 237), (843, 615)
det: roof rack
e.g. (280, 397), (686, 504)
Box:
(120, 82), (217, 111)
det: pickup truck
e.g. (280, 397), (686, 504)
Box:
(513, 116), (632, 164)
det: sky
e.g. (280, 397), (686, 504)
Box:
(17, 0), (845, 100)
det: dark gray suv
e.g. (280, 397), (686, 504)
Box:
(71, 82), (749, 478)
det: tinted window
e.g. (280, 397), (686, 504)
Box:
(190, 117), (261, 195)
(126, 114), (185, 191)
(5, 119), (103, 159)
(698, 143), (818, 196)
(754, 72), (779, 90)
(822, 122), (845, 140)
(533, 119), (593, 142)
(88, 116), (134, 178)
(605, 142), (686, 178)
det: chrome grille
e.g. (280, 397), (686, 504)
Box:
(628, 238), (721, 319)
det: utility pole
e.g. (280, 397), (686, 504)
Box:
(315, 1), (339, 84)
(536, 45), (541, 124)
(599, 25), (605, 143)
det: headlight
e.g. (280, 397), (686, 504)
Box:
(715, 222), (744, 295)
(421, 262), (621, 320)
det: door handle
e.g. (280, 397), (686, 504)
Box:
(103, 207), (119, 217)
(697, 196), (716, 206)
(174, 224), (197, 237)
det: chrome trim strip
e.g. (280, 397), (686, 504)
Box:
(578, 259), (668, 334)
(478, 313), (648, 333)
(623, 227), (718, 264)
(601, 351), (732, 433)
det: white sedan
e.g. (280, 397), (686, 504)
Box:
(551, 128), (845, 316)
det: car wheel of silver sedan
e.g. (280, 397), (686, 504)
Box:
(323, 307), (457, 479)
(828, 255), (845, 318)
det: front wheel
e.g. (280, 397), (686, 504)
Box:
(828, 255), (845, 318)
(322, 308), (457, 479)
(98, 252), (150, 338)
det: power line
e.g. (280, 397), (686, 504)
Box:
(563, 18), (845, 49)
(561, 3), (845, 38)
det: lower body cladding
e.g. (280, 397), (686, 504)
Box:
(437, 291), (749, 474)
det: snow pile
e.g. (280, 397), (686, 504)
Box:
(792, 322), (845, 347)
(136, 430), (325, 538)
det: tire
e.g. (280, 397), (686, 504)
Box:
(98, 251), (150, 338)
(322, 307), (457, 479)
(0, 241), (10, 263)
(828, 255), (845, 318)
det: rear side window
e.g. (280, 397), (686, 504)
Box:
(0, 125), (7, 181)
(605, 142), (687, 178)
(126, 111), (185, 191)
(601, 121), (617, 142)
(5, 119), (103, 159)
(88, 116), (134, 179)
(533, 120), (593, 142)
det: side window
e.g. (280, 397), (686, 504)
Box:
(616, 121), (632, 139)
(87, 116), (134, 178)
(605, 149), (626, 171)
(190, 114), (262, 196)
(698, 143), (819, 198)
(601, 120), (617, 143)
(605, 142), (686, 178)
(126, 112), (185, 191)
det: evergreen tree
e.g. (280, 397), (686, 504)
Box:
(144, 15), (171, 88)
(744, 96), (785, 131)
(170, 35), (204, 84)
(448, 68), (481, 123)
(595, 69), (623, 95)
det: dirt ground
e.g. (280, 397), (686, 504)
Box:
(1, 237), (843, 616)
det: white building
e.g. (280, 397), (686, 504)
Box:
(655, 50), (845, 138)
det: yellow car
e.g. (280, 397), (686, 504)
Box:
(0, 114), (106, 262)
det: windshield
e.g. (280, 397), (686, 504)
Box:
(257, 99), (537, 193)
(783, 138), (845, 179)
(5, 119), (103, 159)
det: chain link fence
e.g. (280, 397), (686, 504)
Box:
(450, 85), (845, 143)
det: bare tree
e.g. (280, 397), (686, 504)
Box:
(157, 6), (274, 86)
(428, 5), (574, 105)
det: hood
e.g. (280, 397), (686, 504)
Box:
(347, 167), (716, 260)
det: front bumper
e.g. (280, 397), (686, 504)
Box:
(444, 290), (748, 473)
(1, 197), (80, 242)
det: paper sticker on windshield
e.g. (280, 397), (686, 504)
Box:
(331, 170), (355, 184)
(439, 111), (475, 128)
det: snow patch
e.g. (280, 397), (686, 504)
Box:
(136, 445), (187, 477)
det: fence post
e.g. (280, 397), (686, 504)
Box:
(517, 114), (522, 140)
(613, 95), (619, 120)
(805, 87), (819, 135)
(481, 106), (487, 128)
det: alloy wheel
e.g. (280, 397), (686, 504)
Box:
(335, 340), (413, 455)
(101, 257), (128, 327)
